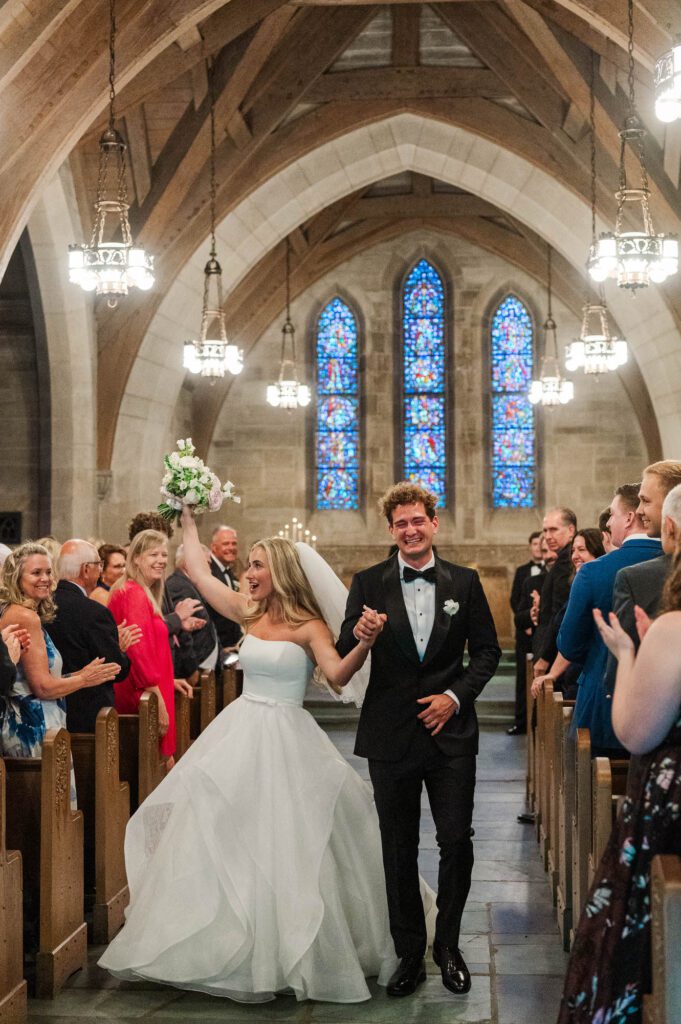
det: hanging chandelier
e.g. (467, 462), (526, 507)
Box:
(530, 246), (574, 407)
(266, 240), (311, 409)
(567, 53), (628, 376)
(588, 0), (677, 290)
(654, 36), (681, 123)
(183, 59), (243, 380)
(68, 0), (153, 304)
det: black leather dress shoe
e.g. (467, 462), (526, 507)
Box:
(386, 955), (427, 997)
(506, 724), (526, 735)
(432, 943), (471, 994)
(517, 811), (535, 824)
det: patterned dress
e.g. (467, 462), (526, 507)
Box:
(557, 711), (681, 1023)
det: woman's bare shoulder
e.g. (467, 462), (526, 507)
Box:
(298, 617), (333, 643)
(1, 604), (40, 628)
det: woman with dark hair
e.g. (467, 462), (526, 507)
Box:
(557, 540), (681, 1022)
(90, 543), (127, 607)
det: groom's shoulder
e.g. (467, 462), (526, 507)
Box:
(352, 555), (396, 582)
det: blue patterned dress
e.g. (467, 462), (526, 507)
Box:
(557, 711), (681, 1023)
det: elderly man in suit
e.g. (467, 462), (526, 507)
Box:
(166, 543), (219, 679)
(337, 482), (500, 998)
(206, 525), (241, 653)
(47, 540), (131, 732)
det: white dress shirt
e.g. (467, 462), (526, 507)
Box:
(211, 554), (237, 590)
(398, 554), (459, 711)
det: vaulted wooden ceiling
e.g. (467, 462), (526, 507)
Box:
(1, 0), (679, 466)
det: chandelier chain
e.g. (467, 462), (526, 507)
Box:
(627, 0), (636, 117)
(208, 56), (217, 260)
(108, 0), (117, 130)
(589, 50), (597, 243)
(546, 243), (553, 322)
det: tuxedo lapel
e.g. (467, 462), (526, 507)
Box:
(382, 558), (420, 665)
(422, 558), (454, 665)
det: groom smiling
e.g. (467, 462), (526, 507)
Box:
(338, 482), (500, 997)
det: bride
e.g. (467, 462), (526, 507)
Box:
(99, 506), (401, 1003)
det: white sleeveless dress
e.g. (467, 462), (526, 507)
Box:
(99, 635), (400, 1002)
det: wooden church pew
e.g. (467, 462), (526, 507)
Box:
(556, 703), (575, 950)
(644, 854), (681, 1024)
(70, 708), (130, 944)
(0, 758), (27, 1023)
(571, 728), (592, 943)
(174, 689), (192, 761)
(525, 658), (535, 809)
(222, 665), (243, 710)
(118, 691), (167, 811)
(588, 755), (629, 887)
(189, 670), (216, 741)
(537, 679), (555, 870)
(4, 729), (87, 999)
(546, 693), (575, 907)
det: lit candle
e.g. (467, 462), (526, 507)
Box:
(284, 523), (290, 539)
(311, 534), (317, 550)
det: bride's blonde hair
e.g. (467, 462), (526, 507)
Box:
(241, 537), (326, 632)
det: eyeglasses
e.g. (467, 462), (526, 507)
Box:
(83, 560), (104, 568)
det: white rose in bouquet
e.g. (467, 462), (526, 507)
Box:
(158, 438), (240, 522)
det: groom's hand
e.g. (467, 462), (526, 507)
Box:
(417, 693), (455, 735)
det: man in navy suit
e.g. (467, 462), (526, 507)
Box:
(556, 484), (662, 755)
(337, 483), (500, 998)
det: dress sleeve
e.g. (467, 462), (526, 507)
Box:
(110, 584), (161, 691)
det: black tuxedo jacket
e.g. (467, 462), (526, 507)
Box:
(46, 580), (130, 733)
(206, 558), (242, 648)
(337, 555), (501, 761)
(510, 560), (543, 614)
(165, 569), (219, 676)
(532, 544), (573, 661)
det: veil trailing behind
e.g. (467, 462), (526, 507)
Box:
(295, 541), (370, 708)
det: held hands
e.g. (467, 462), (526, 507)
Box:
(117, 619), (143, 652)
(417, 693), (456, 736)
(81, 657), (122, 687)
(353, 606), (387, 649)
(593, 608), (635, 661)
(1, 623), (30, 664)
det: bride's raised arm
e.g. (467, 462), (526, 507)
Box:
(180, 505), (249, 624)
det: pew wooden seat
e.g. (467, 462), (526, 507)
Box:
(4, 729), (87, 999)
(189, 670), (216, 741)
(571, 728), (592, 945)
(70, 708), (130, 944)
(556, 704), (575, 950)
(537, 679), (555, 870)
(588, 756), (629, 887)
(221, 666), (243, 710)
(118, 691), (167, 811)
(174, 689), (191, 761)
(0, 758), (27, 1023)
(644, 854), (681, 1024)
(546, 694), (575, 909)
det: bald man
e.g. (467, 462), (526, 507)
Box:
(46, 539), (129, 732)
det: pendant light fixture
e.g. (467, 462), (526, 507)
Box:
(530, 245), (574, 407)
(655, 36), (681, 123)
(566, 53), (628, 375)
(588, 0), (677, 289)
(68, 0), (154, 304)
(183, 58), (243, 380)
(266, 239), (311, 409)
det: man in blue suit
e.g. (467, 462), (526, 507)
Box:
(556, 483), (662, 755)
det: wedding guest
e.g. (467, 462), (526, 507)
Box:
(108, 530), (177, 760)
(207, 525), (242, 653)
(558, 548), (681, 1023)
(47, 540), (135, 733)
(0, 542), (121, 760)
(598, 507), (617, 553)
(166, 544), (219, 680)
(508, 531), (543, 735)
(533, 508), (577, 677)
(90, 544), (127, 606)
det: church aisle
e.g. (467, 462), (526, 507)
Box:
(27, 726), (568, 1024)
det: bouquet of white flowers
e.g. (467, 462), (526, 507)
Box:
(158, 437), (240, 522)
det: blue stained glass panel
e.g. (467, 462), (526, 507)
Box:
(316, 299), (359, 510)
(491, 295), (535, 508)
(402, 260), (447, 504)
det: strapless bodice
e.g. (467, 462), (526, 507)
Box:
(238, 634), (314, 706)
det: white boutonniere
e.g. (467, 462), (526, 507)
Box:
(443, 599), (459, 617)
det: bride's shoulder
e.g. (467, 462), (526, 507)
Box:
(297, 617), (332, 643)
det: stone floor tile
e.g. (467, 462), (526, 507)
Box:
(493, 942), (569, 975)
(467, 881), (548, 903)
(490, 902), (562, 935)
(495, 973), (565, 1024)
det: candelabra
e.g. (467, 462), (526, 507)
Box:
(278, 517), (317, 549)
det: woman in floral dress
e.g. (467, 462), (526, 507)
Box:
(557, 520), (681, 1023)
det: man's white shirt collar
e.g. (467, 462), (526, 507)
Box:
(622, 533), (652, 544)
(398, 552), (435, 579)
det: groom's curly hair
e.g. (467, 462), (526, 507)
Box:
(379, 482), (438, 524)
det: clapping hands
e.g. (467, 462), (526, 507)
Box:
(593, 608), (635, 660)
(1, 623), (30, 664)
(353, 606), (387, 649)
(117, 619), (143, 652)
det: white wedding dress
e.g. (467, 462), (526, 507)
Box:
(99, 635), (402, 1003)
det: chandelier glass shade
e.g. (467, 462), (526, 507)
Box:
(266, 241), (311, 410)
(565, 303), (628, 375)
(654, 38), (681, 123)
(530, 247), (574, 407)
(69, 1), (153, 302)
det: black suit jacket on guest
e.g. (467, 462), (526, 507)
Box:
(510, 561), (543, 614)
(165, 569), (219, 677)
(533, 544), (573, 662)
(46, 580), (130, 733)
(337, 555), (501, 762)
(206, 558), (242, 648)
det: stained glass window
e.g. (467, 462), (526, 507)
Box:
(315, 298), (359, 510)
(490, 295), (535, 507)
(401, 259), (447, 505)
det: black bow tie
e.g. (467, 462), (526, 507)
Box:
(402, 566), (436, 584)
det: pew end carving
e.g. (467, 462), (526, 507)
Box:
(0, 758), (27, 1023)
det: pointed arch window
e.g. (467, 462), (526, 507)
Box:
(490, 294), (536, 507)
(315, 297), (360, 510)
(401, 259), (447, 505)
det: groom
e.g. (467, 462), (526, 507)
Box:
(338, 482), (500, 997)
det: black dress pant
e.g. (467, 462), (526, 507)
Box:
(368, 729), (476, 958)
(513, 630), (530, 729)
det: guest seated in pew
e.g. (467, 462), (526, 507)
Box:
(46, 540), (139, 733)
(108, 530), (181, 762)
(0, 542), (121, 767)
(90, 543), (127, 607)
(166, 543), (219, 680)
(557, 530), (681, 1023)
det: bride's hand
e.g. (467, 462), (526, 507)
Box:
(593, 608), (634, 660)
(354, 606), (387, 649)
(180, 504), (196, 530)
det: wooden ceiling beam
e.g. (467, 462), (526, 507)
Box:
(305, 66), (508, 102)
(392, 5), (421, 67)
(350, 192), (499, 216)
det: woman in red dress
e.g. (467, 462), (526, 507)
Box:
(109, 529), (175, 759)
